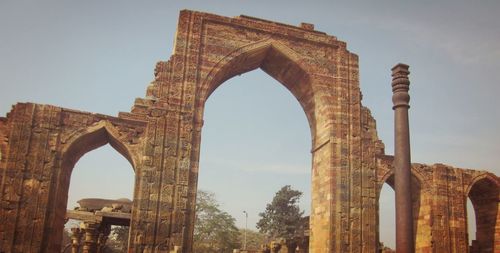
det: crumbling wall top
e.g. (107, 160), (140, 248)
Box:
(177, 9), (343, 48)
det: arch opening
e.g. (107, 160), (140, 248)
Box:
(198, 41), (317, 145)
(62, 126), (135, 171)
(467, 197), (477, 248)
(378, 173), (422, 251)
(49, 125), (136, 252)
(467, 176), (499, 253)
(378, 182), (396, 250)
(196, 67), (312, 252)
(190, 39), (334, 252)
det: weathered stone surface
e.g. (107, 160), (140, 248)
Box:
(377, 155), (499, 253)
(76, 198), (132, 213)
(0, 10), (498, 253)
(0, 104), (146, 252)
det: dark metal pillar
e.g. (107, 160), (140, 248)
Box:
(391, 63), (414, 253)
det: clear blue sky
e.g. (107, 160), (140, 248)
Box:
(1, 0), (499, 248)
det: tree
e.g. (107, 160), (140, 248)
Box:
(238, 228), (268, 250)
(193, 190), (241, 253)
(256, 185), (304, 239)
(104, 226), (129, 253)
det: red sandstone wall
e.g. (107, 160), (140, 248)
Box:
(0, 113), (11, 250)
(0, 10), (498, 253)
(125, 10), (384, 252)
(0, 103), (146, 252)
(376, 156), (499, 253)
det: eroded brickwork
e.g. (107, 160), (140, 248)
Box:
(0, 10), (498, 253)
(124, 10), (385, 252)
(0, 115), (9, 195)
(0, 103), (146, 252)
(377, 156), (500, 253)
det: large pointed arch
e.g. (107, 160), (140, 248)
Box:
(186, 36), (339, 252)
(199, 38), (312, 100)
(196, 38), (326, 145)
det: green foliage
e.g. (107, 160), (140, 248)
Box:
(256, 185), (304, 239)
(104, 226), (129, 253)
(239, 228), (268, 250)
(193, 190), (241, 253)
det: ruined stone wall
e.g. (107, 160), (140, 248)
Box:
(360, 107), (386, 251)
(0, 10), (498, 253)
(0, 103), (146, 252)
(0, 11), (383, 252)
(0, 114), (10, 196)
(123, 10), (385, 252)
(0, 103), (62, 252)
(377, 155), (500, 253)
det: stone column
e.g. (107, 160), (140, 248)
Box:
(70, 227), (83, 253)
(391, 63), (415, 253)
(82, 222), (100, 253)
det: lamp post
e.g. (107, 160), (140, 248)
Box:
(243, 211), (248, 250)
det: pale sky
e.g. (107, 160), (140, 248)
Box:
(1, 0), (499, 248)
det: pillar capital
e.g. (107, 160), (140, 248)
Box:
(391, 63), (411, 109)
(391, 63), (409, 74)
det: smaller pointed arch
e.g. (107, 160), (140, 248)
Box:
(377, 170), (428, 251)
(45, 120), (138, 253)
(378, 164), (431, 194)
(61, 120), (137, 171)
(465, 173), (499, 252)
(466, 172), (499, 196)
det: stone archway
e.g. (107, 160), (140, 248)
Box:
(126, 10), (383, 253)
(0, 104), (146, 253)
(44, 121), (138, 250)
(466, 174), (499, 253)
(191, 40), (321, 253)
(377, 171), (428, 252)
(197, 39), (317, 138)
(375, 157), (436, 252)
(2, 10), (498, 253)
